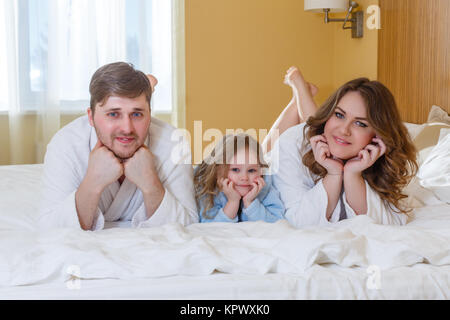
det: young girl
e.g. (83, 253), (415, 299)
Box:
(194, 134), (285, 223)
(264, 67), (418, 227)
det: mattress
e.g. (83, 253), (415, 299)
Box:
(0, 164), (449, 300)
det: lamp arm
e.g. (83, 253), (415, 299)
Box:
(342, 3), (357, 29)
(319, 2), (363, 38)
(323, 8), (355, 25)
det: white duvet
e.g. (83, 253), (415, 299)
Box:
(1, 165), (450, 288)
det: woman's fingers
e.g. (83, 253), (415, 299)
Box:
(373, 136), (387, 157)
(359, 149), (371, 163)
(316, 141), (330, 157)
(310, 135), (327, 149)
(364, 144), (380, 162)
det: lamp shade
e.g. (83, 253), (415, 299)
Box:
(304, 0), (348, 13)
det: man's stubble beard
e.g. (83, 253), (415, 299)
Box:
(94, 127), (141, 161)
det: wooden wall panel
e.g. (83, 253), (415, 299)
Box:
(378, 0), (450, 123)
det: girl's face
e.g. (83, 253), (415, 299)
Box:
(323, 91), (376, 160)
(226, 148), (262, 197)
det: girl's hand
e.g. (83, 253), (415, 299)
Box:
(310, 135), (344, 175)
(344, 136), (387, 174)
(243, 177), (265, 208)
(218, 178), (241, 203)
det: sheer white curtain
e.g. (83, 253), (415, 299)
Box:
(0, 0), (176, 165)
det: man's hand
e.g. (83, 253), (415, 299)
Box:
(86, 140), (124, 192)
(243, 177), (265, 208)
(124, 146), (165, 219)
(123, 146), (162, 194)
(75, 140), (123, 230)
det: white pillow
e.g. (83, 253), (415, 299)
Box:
(404, 105), (449, 142)
(402, 106), (449, 206)
(404, 122), (426, 140)
(416, 128), (450, 203)
(0, 164), (43, 230)
(413, 122), (450, 166)
(427, 105), (450, 124)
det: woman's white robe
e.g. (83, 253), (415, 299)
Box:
(38, 116), (198, 230)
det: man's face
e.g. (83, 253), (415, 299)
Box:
(88, 94), (151, 160)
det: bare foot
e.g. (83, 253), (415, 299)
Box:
(146, 74), (158, 92)
(284, 66), (318, 97)
(308, 82), (318, 97)
(284, 66), (303, 87)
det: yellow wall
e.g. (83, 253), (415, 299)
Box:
(185, 0), (379, 159)
(332, 0), (379, 87)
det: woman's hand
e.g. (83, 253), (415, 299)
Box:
(310, 135), (344, 175)
(344, 136), (387, 174)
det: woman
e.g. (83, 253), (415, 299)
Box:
(265, 67), (417, 227)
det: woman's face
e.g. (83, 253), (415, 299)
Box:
(323, 91), (376, 160)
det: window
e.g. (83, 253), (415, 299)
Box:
(0, 0), (173, 113)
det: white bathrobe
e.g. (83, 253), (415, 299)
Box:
(269, 123), (407, 228)
(38, 115), (198, 230)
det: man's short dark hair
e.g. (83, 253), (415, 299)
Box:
(89, 62), (152, 113)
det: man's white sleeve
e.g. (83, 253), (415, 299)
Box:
(38, 140), (88, 230)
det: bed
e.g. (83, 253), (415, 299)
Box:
(1, 107), (449, 300)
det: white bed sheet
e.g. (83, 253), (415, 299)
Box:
(1, 164), (449, 300)
(2, 264), (449, 300)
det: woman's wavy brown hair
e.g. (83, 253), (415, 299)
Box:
(302, 78), (418, 215)
(194, 133), (268, 218)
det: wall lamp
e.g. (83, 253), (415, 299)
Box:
(304, 0), (364, 38)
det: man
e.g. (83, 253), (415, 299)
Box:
(39, 62), (198, 230)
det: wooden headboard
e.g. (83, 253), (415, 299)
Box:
(378, 0), (450, 124)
